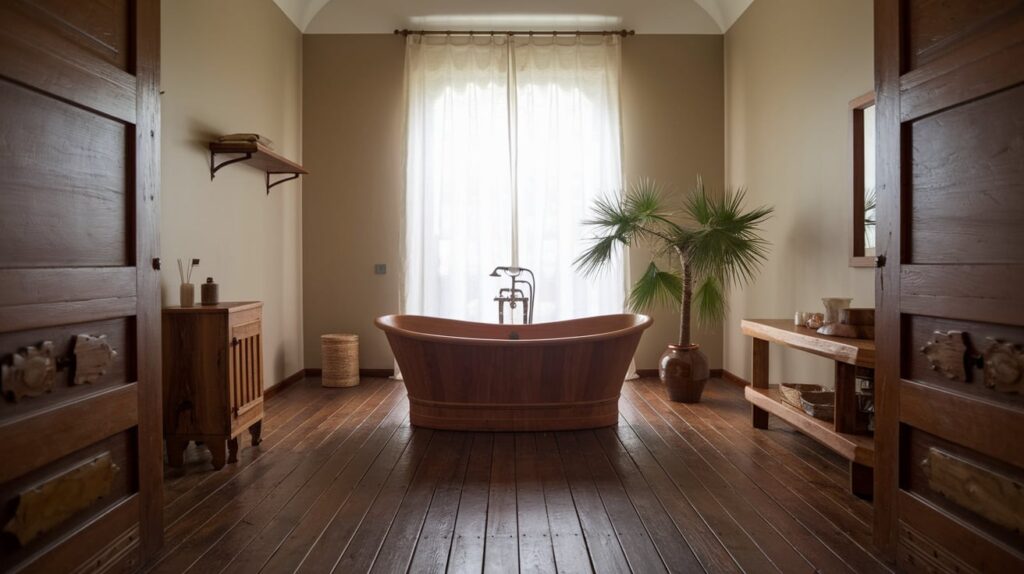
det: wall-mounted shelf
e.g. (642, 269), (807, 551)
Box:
(209, 141), (307, 194)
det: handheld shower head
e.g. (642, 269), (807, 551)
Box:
(489, 266), (522, 277)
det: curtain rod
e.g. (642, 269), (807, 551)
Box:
(394, 29), (635, 37)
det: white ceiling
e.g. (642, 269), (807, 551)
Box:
(272, 0), (755, 34)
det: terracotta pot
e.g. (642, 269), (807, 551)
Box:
(659, 344), (709, 403)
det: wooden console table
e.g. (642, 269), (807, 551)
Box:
(741, 319), (875, 498)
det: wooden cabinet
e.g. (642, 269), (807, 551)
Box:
(162, 302), (264, 470)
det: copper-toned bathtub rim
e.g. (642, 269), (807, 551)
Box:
(375, 313), (653, 347)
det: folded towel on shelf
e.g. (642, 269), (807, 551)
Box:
(217, 133), (275, 148)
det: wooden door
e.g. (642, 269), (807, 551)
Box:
(0, 0), (161, 571)
(875, 0), (1024, 570)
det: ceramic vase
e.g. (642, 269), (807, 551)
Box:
(179, 283), (195, 307)
(659, 344), (709, 403)
(821, 297), (853, 324)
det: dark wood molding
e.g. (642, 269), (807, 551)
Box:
(719, 369), (748, 387)
(359, 368), (396, 378)
(302, 367), (396, 379)
(264, 365), (399, 401)
(264, 369), (306, 401)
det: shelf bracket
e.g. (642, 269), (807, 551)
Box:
(266, 172), (300, 194)
(210, 150), (252, 180)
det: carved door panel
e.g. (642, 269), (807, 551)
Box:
(875, 0), (1024, 570)
(0, 0), (161, 571)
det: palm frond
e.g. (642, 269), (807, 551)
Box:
(573, 235), (622, 277)
(575, 178), (681, 277)
(682, 185), (773, 288)
(864, 187), (876, 227)
(692, 275), (726, 325)
(577, 175), (773, 330)
(628, 261), (682, 312)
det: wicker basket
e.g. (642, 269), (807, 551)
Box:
(321, 334), (359, 388)
(779, 383), (826, 408)
(800, 391), (835, 422)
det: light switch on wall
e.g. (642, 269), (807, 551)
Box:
(374, 263), (387, 275)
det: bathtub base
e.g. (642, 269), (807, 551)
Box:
(407, 395), (620, 431)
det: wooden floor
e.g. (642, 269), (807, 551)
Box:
(150, 377), (891, 573)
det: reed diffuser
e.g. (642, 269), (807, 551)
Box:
(177, 257), (200, 307)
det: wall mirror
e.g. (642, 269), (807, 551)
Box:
(850, 91), (876, 267)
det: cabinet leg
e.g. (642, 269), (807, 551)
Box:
(209, 440), (227, 470)
(228, 437), (239, 464)
(250, 420), (263, 446)
(166, 439), (188, 468)
(850, 461), (873, 500)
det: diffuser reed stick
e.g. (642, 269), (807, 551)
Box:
(177, 257), (201, 284)
(177, 257), (200, 307)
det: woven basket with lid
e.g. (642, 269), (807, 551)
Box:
(321, 334), (359, 387)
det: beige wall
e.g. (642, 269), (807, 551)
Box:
(161, 0), (305, 387)
(302, 34), (725, 370)
(723, 0), (874, 385)
(302, 35), (405, 370)
(622, 35), (725, 369)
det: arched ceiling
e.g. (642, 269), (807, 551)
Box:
(272, 0), (754, 34)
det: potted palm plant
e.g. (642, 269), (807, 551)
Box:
(576, 177), (773, 402)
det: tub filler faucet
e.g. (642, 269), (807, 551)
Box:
(489, 266), (535, 325)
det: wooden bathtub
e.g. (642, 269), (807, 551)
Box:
(375, 314), (652, 431)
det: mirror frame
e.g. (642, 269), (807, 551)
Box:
(850, 90), (876, 268)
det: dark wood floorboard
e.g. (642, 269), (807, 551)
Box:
(151, 376), (891, 573)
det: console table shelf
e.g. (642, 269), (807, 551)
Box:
(741, 318), (875, 498)
(745, 386), (874, 467)
(209, 141), (307, 194)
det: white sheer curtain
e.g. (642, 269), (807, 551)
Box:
(403, 34), (626, 326)
(513, 36), (625, 322)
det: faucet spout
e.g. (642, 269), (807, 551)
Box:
(489, 266), (535, 324)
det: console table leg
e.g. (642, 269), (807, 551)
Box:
(850, 461), (873, 500)
(752, 337), (770, 429)
(835, 362), (859, 433)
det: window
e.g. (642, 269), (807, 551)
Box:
(403, 34), (626, 324)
